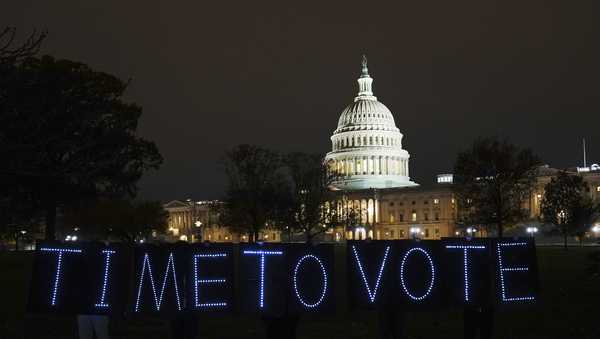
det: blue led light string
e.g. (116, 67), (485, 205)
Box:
(351, 245), (390, 303)
(95, 249), (116, 308)
(40, 247), (82, 306)
(193, 253), (228, 308)
(293, 254), (328, 308)
(134, 252), (182, 312)
(242, 250), (283, 309)
(400, 247), (436, 301)
(445, 245), (486, 302)
(496, 242), (535, 302)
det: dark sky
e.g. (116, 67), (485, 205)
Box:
(2, 0), (599, 201)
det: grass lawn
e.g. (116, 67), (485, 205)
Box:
(1, 246), (598, 339)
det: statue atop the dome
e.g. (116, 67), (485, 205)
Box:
(360, 54), (369, 78)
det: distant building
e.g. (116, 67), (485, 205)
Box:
(164, 58), (600, 243)
(528, 165), (600, 218)
(163, 199), (281, 242)
(324, 57), (455, 240)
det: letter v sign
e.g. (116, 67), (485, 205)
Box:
(351, 245), (391, 303)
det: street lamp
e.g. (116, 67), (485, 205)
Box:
(409, 227), (421, 240)
(592, 225), (600, 238)
(65, 235), (77, 242)
(526, 226), (538, 237)
(466, 227), (477, 237)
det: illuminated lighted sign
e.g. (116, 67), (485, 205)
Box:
(187, 244), (234, 311)
(27, 239), (538, 316)
(287, 244), (335, 313)
(239, 244), (287, 315)
(442, 238), (491, 305)
(348, 241), (393, 308)
(493, 240), (539, 303)
(133, 246), (184, 313)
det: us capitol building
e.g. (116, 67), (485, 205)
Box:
(165, 57), (600, 243)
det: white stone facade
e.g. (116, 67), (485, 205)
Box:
(325, 57), (418, 190)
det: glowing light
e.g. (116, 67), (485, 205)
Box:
(193, 253), (228, 308)
(40, 247), (82, 306)
(134, 252), (182, 312)
(445, 245), (486, 302)
(351, 245), (390, 303)
(409, 227), (421, 239)
(466, 227), (477, 235)
(95, 249), (116, 308)
(496, 242), (535, 302)
(293, 254), (328, 308)
(243, 250), (283, 309)
(400, 247), (435, 301)
(526, 227), (538, 236)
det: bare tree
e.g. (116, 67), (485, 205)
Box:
(453, 137), (541, 237)
(0, 27), (46, 64)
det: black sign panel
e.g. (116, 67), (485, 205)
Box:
(28, 241), (86, 314)
(27, 239), (540, 317)
(80, 242), (130, 315)
(492, 238), (539, 307)
(286, 244), (335, 314)
(239, 243), (287, 315)
(131, 244), (186, 315)
(441, 238), (492, 307)
(347, 240), (395, 309)
(185, 243), (234, 312)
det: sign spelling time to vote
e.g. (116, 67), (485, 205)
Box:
(28, 239), (539, 316)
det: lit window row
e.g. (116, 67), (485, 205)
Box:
(334, 135), (400, 149)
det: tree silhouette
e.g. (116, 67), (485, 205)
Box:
(63, 199), (168, 242)
(283, 152), (336, 244)
(0, 55), (162, 240)
(0, 28), (46, 65)
(541, 171), (593, 248)
(453, 137), (540, 237)
(220, 144), (290, 243)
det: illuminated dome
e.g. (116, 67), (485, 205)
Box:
(325, 56), (418, 190)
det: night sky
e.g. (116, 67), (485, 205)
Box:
(2, 0), (598, 201)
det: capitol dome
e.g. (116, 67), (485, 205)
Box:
(325, 56), (418, 190)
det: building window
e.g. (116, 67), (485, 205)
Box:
(400, 229), (405, 238)
(435, 228), (440, 235)
(425, 228), (430, 238)
(411, 211), (417, 222)
(424, 213), (429, 221)
(412, 201), (416, 205)
(433, 198), (439, 204)
(597, 186), (600, 192)
(389, 202), (394, 206)
(399, 214), (404, 222)
(391, 230), (395, 238)
(389, 214), (395, 223)
(399, 202), (404, 206)
(435, 212), (439, 221)
(424, 200), (428, 205)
